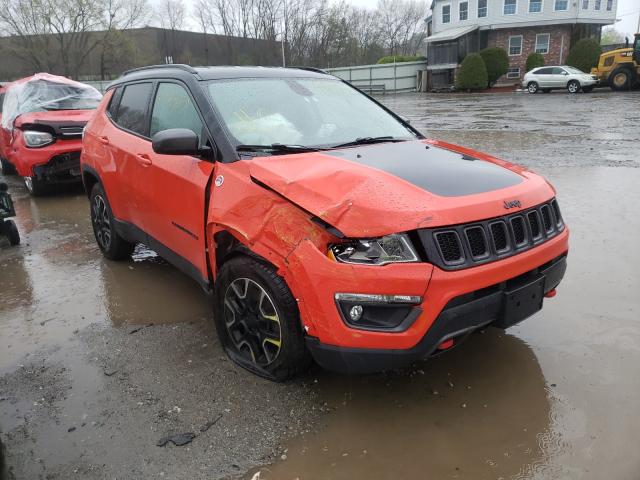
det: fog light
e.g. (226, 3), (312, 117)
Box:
(349, 305), (364, 322)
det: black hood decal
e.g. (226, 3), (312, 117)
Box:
(327, 141), (522, 197)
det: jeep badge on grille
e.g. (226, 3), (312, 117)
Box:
(504, 200), (521, 209)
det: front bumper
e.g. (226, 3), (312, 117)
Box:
(9, 137), (83, 180)
(307, 254), (567, 373)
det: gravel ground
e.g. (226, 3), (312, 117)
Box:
(1, 89), (639, 480)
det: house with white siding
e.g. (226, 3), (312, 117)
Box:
(425, 0), (618, 88)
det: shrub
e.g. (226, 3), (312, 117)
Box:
(526, 53), (545, 72)
(566, 38), (602, 73)
(455, 53), (488, 91)
(377, 55), (426, 64)
(479, 47), (509, 86)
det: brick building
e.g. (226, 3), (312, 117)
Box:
(425, 0), (618, 88)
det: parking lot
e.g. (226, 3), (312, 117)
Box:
(1, 90), (639, 479)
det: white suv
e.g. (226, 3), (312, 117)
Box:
(522, 66), (598, 94)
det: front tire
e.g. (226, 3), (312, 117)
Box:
(90, 183), (134, 260)
(567, 80), (580, 94)
(527, 82), (539, 94)
(23, 176), (47, 196)
(213, 256), (311, 381)
(609, 68), (635, 91)
(0, 159), (16, 175)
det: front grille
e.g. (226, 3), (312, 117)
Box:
(434, 231), (463, 264)
(465, 226), (488, 259)
(418, 198), (565, 270)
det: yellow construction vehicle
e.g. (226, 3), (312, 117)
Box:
(591, 33), (640, 91)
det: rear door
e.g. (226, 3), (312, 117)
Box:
(534, 68), (553, 88)
(136, 81), (215, 283)
(101, 81), (155, 226)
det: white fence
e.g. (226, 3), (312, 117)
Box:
(325, 60), (428, 94)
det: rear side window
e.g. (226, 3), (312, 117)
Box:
(150, 83), (203, 139)
(534, 68), (552, 75)
(114, 83), (153, 136)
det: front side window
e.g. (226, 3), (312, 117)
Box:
(206, 78), (416, 148)
(459, 1), (468, 20)
(529, 0), (542, 12)
(554, 0), (568, 10)
(535, 33), (550, 54)
(504, 0), (517, 15)
(114, 82), (153, 136)
(442, 4), (451, 23)
(507, 67), (521, 78)
(509, 35), (523, 55)
(150, 83), (203, 139)
(478, 0), (488, 17)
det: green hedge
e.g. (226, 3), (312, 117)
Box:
(479, 47), (509, 86)
(526, 53), (545, 72)
(377, 55), (426, 64)
(566, 39), (602, 73)
(456, 53), (488, 91)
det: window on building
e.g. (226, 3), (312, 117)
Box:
(442, 4), (451, 23)
(529, 0), (542, 12)
(507, 67), (521, 78)
(582, 0), (589, 8)
(535, 33), (550, 53)
(606, 0), (613, 10)
(594, 0), (601, 9)
(478, 0), (488, 17)
(459, 1), (468, 20)
(509, 35), (523, 55)
(115, 83), (153, 137)
(504, 0), (517, 15)
(554, 0), (568, 10)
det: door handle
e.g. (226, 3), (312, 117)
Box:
(98, 136), (109, 145)
(136, 153), (152, 166)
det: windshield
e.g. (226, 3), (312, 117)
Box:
(564, 67), (585, 75)
(21, 80), (102, 111)
(206, 77), (417, 148)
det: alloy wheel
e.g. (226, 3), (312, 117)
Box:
(23, 177), (33, 193)
(613, 73), (627, 89)
(223, 278), (282, 366)
(568, 82), (579, 93)
(91, 194), (112, 250)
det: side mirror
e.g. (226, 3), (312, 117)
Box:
(152, 128), (200, 156)
(562, 71), (569, 75)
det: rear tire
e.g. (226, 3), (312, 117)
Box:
(609, 67), (635, 91)
(527, 82), (539, 94)
(567, 80), (580, 94)
(213, 256), (311, 381)
(90, 182), (134, 260)
(4, 220), (20, 245)
(23, 176), (47, 196)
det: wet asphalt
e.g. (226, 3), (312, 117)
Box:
(1, 89), (639, 480)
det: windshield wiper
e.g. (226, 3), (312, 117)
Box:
(330, 136), (407, 149)
(236, 143), (321, 155)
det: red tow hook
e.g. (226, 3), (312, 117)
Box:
(437, 339), (455, 350)
(544, 289), (557, 298)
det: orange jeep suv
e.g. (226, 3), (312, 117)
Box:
(81, 65), (569, 380)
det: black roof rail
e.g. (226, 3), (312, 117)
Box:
(122, 64), (199, 77)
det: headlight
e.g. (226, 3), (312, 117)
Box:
(23, 130), (54, 148)
(329, 233), (419, 266)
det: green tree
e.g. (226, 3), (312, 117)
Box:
(455, 53), (488, 91)
(525, 53), (545, 72)
(566, 38), (602, 73)
(600, 27), (626, 46)
(479, 47), (509, 87)
(377, 55), (426, 64)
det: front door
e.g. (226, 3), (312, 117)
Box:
(135, 81), (215, 283)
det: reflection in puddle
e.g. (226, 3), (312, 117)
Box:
(247, 331), (563, 480)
